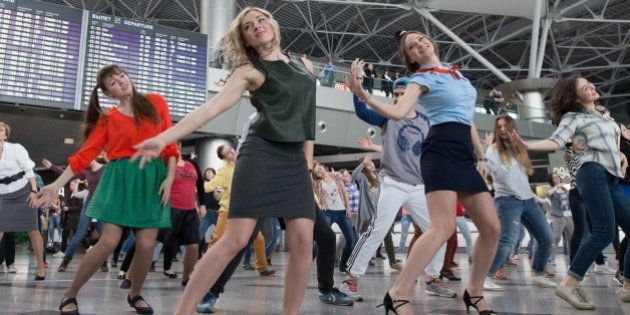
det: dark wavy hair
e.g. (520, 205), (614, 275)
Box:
(83, 64), (160, 139)
(549, 75), (600, 125)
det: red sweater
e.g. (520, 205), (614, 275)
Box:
(68, 94), (179, 174)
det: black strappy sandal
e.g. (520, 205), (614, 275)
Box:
(59, 297), (79, 315)
(463, 289), (497, 314)
(376, 291), (410, 314)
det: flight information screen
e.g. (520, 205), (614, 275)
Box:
(81, 13), (208, 117)
(0, 0), (83, 109)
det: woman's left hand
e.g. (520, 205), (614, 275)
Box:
(476, 161), (489, 179)
(158, 176), (174, 206)
(346, 59), (370, 101)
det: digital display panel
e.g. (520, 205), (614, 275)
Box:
(0, 0), (83, 109)
(81, 12), (207, 118)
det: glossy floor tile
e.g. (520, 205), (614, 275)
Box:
(0, 247), (627, 314)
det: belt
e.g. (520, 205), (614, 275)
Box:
(0, 171), (25, 185)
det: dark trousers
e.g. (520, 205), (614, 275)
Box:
(203, 209), (334, 301)
(313, 208), (336, 293)
(0, 232), (16, 266)
(113, 228), (131, 264)
(621, 236), (629, 272)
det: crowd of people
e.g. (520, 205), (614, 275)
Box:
(1, 5), (629, 315)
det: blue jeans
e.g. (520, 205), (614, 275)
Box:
(570, 163), (630, 281)
(265, 218), (280, 257)
(65, 199), (103, 258)
(198, 210), (218, 240)
(48, 214), (62, 245)
(488, 196), (553, 276)
(568, 188), (605, 265)
(324, 210), (356, 253)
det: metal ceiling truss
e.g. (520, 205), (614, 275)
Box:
(33, 0), (630, 121)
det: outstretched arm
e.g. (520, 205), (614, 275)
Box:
(133, 65), (256, 167)
(346, 59), (421, 120)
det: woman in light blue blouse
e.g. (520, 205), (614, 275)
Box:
(347, 31), (499, 315)
(510, 76), (630, 310)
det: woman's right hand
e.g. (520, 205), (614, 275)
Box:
(31, 185), (58, 209)
(132, 136), (167, 169)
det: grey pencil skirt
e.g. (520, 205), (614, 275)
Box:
(0, 184), (38, 232)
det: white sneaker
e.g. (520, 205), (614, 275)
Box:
(593, 263), (616, 275)
(53, 251), (65, 258)
(532, 275), (557, 288)
(483, 277), (503, 291)
(7, 264), (16, 273)
(338, 280), (363, 302)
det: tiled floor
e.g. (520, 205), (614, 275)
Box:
(0, 248), (628, 314)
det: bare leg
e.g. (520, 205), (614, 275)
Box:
(388, 191), (458, 315)
(282, 218), (314, 315)
(128, 228), (158, 307)
(459, 192), (500, 312)
(60, 223), (123, 312)
(28, 230), (45, 276)
(182, 244), (198, 281)
(174, 218), (257, 315)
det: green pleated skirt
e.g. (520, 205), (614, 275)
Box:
(85, 158), (171, 229)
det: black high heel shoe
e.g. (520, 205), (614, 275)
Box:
(376, 291), (409, 314)
(35, 271), (46, 281)
(127, 295), (154, 314)
(59, 297), (80, 315)
(463, 289), (497, 314)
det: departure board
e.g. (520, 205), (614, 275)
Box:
(0, 0), (83, 109)
(81, 13), (208, 118)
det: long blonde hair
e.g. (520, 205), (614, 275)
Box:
(493, 115), (533, 175)
(220, 7), (282, 69)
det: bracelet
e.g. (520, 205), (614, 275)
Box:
(478, 158), (488, 162)
(30, 188), (37, 194)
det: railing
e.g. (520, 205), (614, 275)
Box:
(206, 50), (554, 121)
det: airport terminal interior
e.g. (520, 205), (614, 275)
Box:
(2, 0), (630, 314)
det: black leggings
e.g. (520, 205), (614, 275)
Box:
(0, 232), (16, 266)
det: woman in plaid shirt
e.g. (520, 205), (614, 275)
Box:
(510, 76), (630, 310)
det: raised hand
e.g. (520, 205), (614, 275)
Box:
(42, 159), (52, 169)
(132, 137), (167, 169)
(357, 136), (373, 150)
(345, 59), (370, 101)
(363, 154), (373, 165)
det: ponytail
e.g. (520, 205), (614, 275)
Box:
(83, 86), (103, 139)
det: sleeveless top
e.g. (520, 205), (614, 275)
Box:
(249, 55), (316, 142)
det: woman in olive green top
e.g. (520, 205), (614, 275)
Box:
(133, 7), (316, 315)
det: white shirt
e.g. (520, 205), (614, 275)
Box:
(0, 142), (35, 194)
(486, 145), (534, 200)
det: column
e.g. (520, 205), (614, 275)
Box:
(200, 0), (234, 69)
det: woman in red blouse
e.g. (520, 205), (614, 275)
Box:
(33, 64), (179, 315)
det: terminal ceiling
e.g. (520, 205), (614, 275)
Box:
(40, 0), (630, 122)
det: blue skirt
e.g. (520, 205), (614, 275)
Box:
(421, 122), (488, 193)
